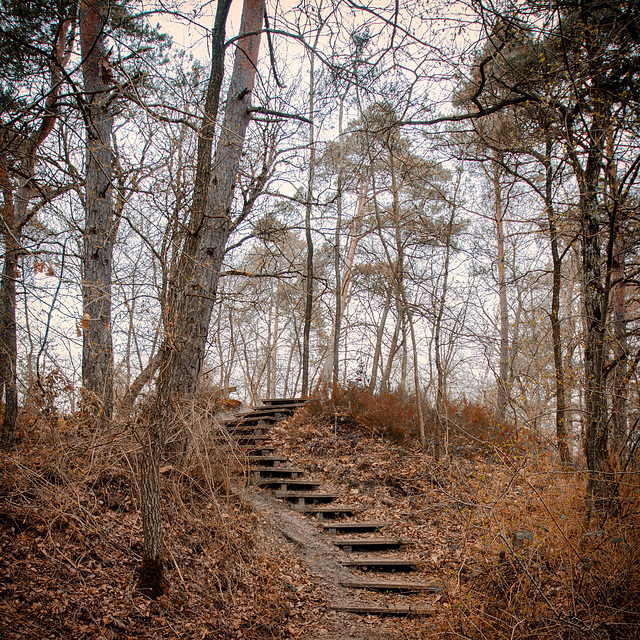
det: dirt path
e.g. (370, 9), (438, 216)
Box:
(245, 487), (431, 640)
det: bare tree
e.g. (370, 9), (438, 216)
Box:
(0, 4), (74, 445)
(140, 0), (265, 596)
(79, 0), (117, 422)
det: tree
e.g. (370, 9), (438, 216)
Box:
(461, 0), (640, 511)
(79, 0), (116, 422)
(0, 0), (75, 445)
(140, 0), (265, 596)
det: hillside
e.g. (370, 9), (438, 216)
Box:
(0, 396), (638, 639)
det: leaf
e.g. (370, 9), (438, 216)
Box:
(80, 313), (91, 330)
(34, 259), (45, 274)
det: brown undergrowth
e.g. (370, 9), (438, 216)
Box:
(275, 387), (640, 639)
(0, 395), (321, 640)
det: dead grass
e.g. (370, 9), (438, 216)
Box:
(2, 386), (638, 639)
(0, 394), (322, 639)
(277, 388), (640, 639)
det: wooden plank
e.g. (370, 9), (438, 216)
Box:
(299, 506), (358, 519)
(233, 434), (272, 444)
(330, 604), (433, 617)
(257, 478), (322, 491)
(251, 466), (305, 477)
(323, 522), (387, 534)
(226, 416), (278, 428)
(340, 557), (419, 571)
(275, 491), (340, 504)
(226, 425), (270, 435)
(246, 456), (288, 466)
(333, 538), (406, 552)
(340, 580), (442, 593)
(241, 445), (275, 456)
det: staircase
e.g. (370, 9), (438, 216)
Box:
(224, 398), (438, 618)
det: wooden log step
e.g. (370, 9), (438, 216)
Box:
(244, 408), (295, 418)
(323, 522), (387, 534)
(252, 466), (305, 479)
(299, 506), (358, 519)
(233, 434), (272, 445)
(275, 491), (340, 505)
(246, 455), (288, 467)
(330, 604), (433, 617)
(226, 424), (270, 435)
(241, 445), (275, 456)
(340, 580), (442, 593)
(340, 557), (419, 572)
(257, 478), (322, 491)
(333, 538), (406, 552)
(226, 416), (278, 428)
(261, 397), (306, 405)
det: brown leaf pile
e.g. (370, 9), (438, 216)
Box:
(0, 412), (325, 640)
(271, 399), (640, 639)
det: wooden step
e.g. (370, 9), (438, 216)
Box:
(299, 506), (358, 520)
(226, 416), (278, 428)
(340, 557), (419, 572)
(246, 455), (288, 467)
(261, 397), (306, 405)
(275, 491), (340, 505)
(233, 434), (272, 445)
(226, 424), (270, 435)
(251, 466), (305, 479)
(242, 445), (275, 456)
(244, 408), (295, 419)
(340, 580), (442, 593)
(257, 478), (322, 491)
(330, 604), (433, 617)
(333, 538), (406, 553)
(323, 522), (387, 534)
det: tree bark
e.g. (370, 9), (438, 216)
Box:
(611, 234), (628, 458)
(116, 352), (160, 423)
(0, 180), (19, 446)
(139, 0), (264, 597)
(322, 175), (367, 387)
(80, 0), (115, 422)
(0, 18), (71, 446)
(568, 102), (616, 517)
(493, 151), (510, 422)
(302, 46), (317, 397)
(544, 134), (571, 465)
(434, 207), (456, 461)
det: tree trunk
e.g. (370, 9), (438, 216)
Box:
(322, 176), (367, 387)
(332, 95), (346, 388)
(139, 0), (264, 597)
(571, 104), (617, 517)
(611, 233), (628, 458)
(0, 19), (70, 446)
(544, 134), (571, 465)
(80, 0), (115, 422)
(369, 285), (393, 392)
(434, 208), (455, 462)
(0, 225), (18, 447)
(380, 302), (403, 392)
(116, 352), (160, 423)
(493, 151), (509, 422)
(402, 288), (425, 449)
(302, 49), (317, 397)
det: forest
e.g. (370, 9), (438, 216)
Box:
(1, 0), (639, 638)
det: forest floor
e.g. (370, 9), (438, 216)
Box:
(0, 400), (638, 639)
